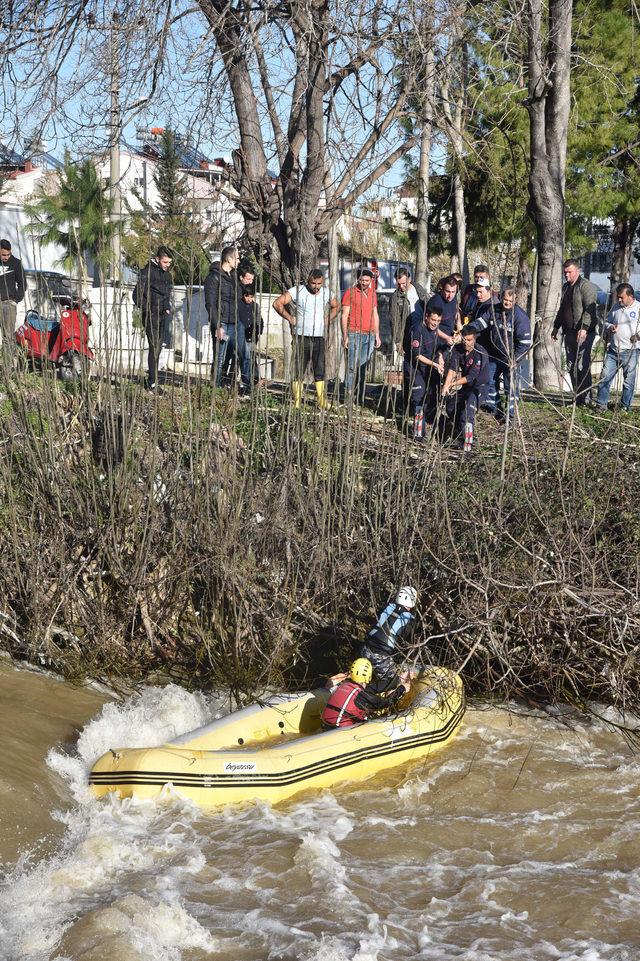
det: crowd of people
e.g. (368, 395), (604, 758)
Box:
(131, 244), (640, 450)
(4, 237), (637, 442)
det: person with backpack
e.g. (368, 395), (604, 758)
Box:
(133, 245), (173, 393)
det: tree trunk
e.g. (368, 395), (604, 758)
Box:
(527, 0), (572, 392)
(611, 217), (639, 286)
(515, 243), (531, 310)
(453, 169), (469, 286)
(325, 217), (342, 382)
(415, 46), (434, 290)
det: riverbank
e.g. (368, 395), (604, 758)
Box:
(1, 371), (639, 713)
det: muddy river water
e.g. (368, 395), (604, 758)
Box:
(0, 659), (638, 961)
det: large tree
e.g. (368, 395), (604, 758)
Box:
(526, 0), (572, 390)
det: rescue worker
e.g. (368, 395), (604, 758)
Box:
(425, 275), (460, 346)
(360, 587), (417, 689)
(441, 325), (490, 452)
(322, 658), (410, 729)
(486, 288), (531, 420)
(408, 305), (445, 439)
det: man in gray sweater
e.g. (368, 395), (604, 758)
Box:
(552, 259), (598, 406)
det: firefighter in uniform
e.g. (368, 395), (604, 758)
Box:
(442, 325), (490, 452)
(322, 658), (410, 729)
(408, 305), (445, 439)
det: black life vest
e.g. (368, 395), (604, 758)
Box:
(322, 680), (367, 728)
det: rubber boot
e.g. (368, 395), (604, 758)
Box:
(413, 406), (424, 440)
(315, 381), (328, 410)
(292, 381), (303, 409)
(463, 421), (474, 452)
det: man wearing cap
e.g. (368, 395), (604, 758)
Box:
(466, 276), (497, 389)
(460, 264), (497, 316)
(341, 268), (381, 405)
(552, 259), (598, 406)
(442, 325), (490, 451)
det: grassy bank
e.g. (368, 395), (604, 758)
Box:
(1, 367), (639, 714)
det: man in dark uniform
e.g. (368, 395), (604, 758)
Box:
(442, 325), (490, 452)
(485, 288), (532, 420)
(466, 277), (496, 352)
(407, 305), (445, 439)
(425, 274), (460, 346)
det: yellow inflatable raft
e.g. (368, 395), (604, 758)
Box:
(89, 668), (464, 807)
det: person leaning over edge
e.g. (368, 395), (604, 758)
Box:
(441, 324), (490, 452)
(341, 267), (381, 406)
(359, 587), (418, 691)
(552, 258), (598, 407)
(0, 238), (26, 371)
(273, 268), (339, 410)
(322, 658), (410, 729)
(133, 244), (173, 393)
(407, 305), (445, 439)
(596, 282), (640, 413)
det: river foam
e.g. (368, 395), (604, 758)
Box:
(1, 682), (639, 960)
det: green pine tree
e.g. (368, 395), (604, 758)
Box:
(123, 128), (218, 285)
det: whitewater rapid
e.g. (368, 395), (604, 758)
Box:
(1, 670), (639, 961)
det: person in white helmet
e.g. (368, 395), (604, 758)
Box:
(359, 587), (417, 690)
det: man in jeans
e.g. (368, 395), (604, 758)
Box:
(552, 259), (598, 406)
(205, 246), (250, 390)
(341, 268), (381, 405)
(0, 239), (26, 371)
(596, 283), (640, 413)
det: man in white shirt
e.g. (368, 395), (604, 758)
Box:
(596, 282), (640, 413)
(273, 268), (339, 409)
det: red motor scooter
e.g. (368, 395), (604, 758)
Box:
(16, 297), (94, 380)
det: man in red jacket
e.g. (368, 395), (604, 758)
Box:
(322, 658), (410, 729)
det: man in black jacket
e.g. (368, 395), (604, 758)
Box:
(204, 245), (243, 387)
(552, 259), (598, 406)
(134, 245), (173, 392)
(0, 239), (26, 370)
